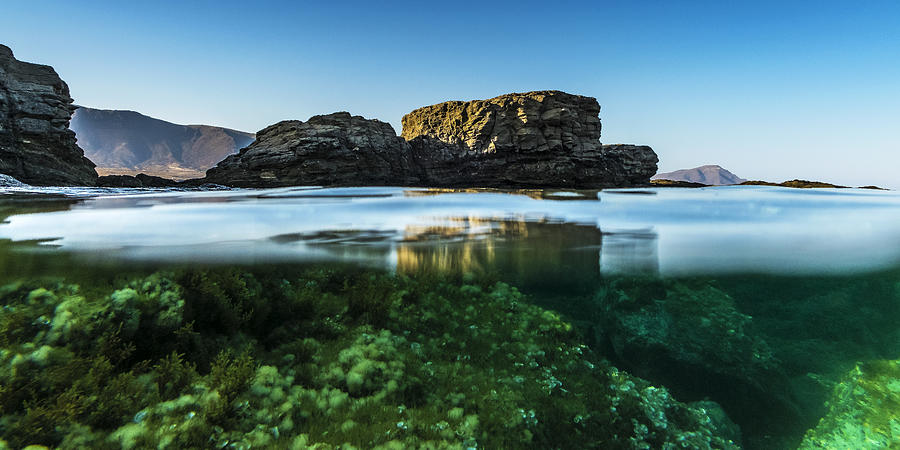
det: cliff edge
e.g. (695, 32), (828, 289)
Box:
(0, 44), (97, 186)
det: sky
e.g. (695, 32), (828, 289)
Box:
(3, 0), (899, 188)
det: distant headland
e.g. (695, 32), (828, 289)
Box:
(652, 164), (886, 190)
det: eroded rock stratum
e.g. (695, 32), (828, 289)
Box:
(0, 44), (97, 186)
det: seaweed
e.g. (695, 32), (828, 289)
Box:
(0, 267), (738, 449)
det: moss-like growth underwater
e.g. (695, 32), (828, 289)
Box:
(0, 266), (738, 449)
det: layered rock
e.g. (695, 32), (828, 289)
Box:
(0, 44), (98, 186)
(204, 112), (414, 187)
(402, 90), (658, 187)
(204, 91), (658, 188)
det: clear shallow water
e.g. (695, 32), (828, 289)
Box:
(2, 185), (900, 274)
(0, 185), (898, 449)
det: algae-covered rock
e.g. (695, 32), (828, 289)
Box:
(0, 268), (738, 448)
(402, 91), (659, 188)
(594, 278), (802, 446)
(799, 359), (900, 449)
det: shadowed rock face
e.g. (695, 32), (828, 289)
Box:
(204, 112), (414, 187)
(0, 44), (98, 186)
(402, 91), (658, 188)
(205, 91), (658, 188)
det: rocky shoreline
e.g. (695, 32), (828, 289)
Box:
(1, 44), (659, 189)
(204, 91), (659, 189)
(1, 43), (886, 191)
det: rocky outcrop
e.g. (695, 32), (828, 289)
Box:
(402, 91), (658, 187)
(204, 112), (414, 187)
(203, 91), (658, 188)
(0, 44), (98, 186)
(97, 173), (181, 188)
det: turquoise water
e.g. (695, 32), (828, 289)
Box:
(0, 186), (898, 449)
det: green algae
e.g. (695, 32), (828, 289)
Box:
(0, 266), (737, 449)
(799, 359), (900, 448)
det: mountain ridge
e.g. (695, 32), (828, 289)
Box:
(70, 106), (254, 180)
(653, 164), (747, 185)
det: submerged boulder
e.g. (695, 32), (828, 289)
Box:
(799, 359), (900, 448)
(402, 90), (658, 187)
(593, 279), (806, 448)
(0, 44), (98, 186)
(202, 91), (658, 188)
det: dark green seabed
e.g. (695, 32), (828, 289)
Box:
(0, 186), (898, 449)
(0, 265), (743, 449)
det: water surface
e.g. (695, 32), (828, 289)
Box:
(0, 185), (897, 449)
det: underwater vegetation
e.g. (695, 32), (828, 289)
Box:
(799, 358), (900, 448)
(592, 277), (801, 445)
(516, 271), (900, 450)
(0, 266), (738, 449)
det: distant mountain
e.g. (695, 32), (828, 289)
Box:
(70, 107), (254, 180)
(652, 165), (747, 186)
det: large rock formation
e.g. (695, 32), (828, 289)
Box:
(0, 44), (98, 186)
(402, 90), (657, 187)
(204, 112), (414, 187)
(203, 91), (658, 188)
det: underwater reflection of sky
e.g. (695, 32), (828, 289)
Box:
(1, 186), (899, 276)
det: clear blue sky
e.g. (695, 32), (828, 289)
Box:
(3, 1), (899, 188)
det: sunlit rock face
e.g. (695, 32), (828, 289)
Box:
(402, 90), (659, 188)
(0, 44), (98, 186)
(204, 91), (657, 188)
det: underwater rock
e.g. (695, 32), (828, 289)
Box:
(799, 359), (900, 448)
(593, 279), (804, 447)
(0, 44), (98, 186)
(0, 268), (738, 448)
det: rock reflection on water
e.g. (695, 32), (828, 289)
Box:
(395, 217), (614, 293)
(600, 229), (659, 275)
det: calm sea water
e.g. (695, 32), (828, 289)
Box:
(0, 185), (898, 449)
